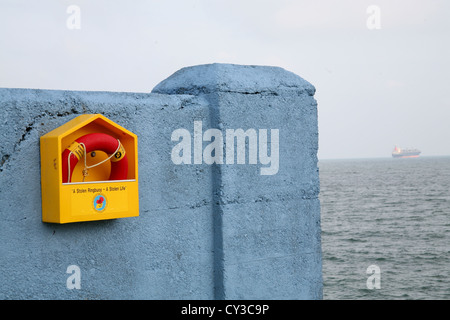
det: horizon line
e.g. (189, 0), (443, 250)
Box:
(318, 154), (450, 161)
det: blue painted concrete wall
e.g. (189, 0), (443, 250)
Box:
(0, 63), (321, 299)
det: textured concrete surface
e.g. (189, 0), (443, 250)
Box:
(155, 64), (322, 299)
(0, 63), (321, 299)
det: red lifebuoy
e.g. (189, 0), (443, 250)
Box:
(62, 133), (128, 183)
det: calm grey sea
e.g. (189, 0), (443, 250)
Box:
(319, 156), (450, 300)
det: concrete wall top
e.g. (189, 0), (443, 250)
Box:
(152, 63), (316, 96)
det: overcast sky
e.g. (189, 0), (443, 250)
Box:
(0, 0), (449, 159)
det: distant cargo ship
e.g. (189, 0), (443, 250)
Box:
(392, 146), (421, 158)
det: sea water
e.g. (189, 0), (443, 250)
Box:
(319, 156), (450, 299)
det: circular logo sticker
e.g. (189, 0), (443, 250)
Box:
(93, 194), (107, 212)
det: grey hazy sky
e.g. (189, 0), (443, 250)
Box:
(1, 0), (449, 159)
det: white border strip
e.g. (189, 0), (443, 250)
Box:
(62, 179), (136, 185)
